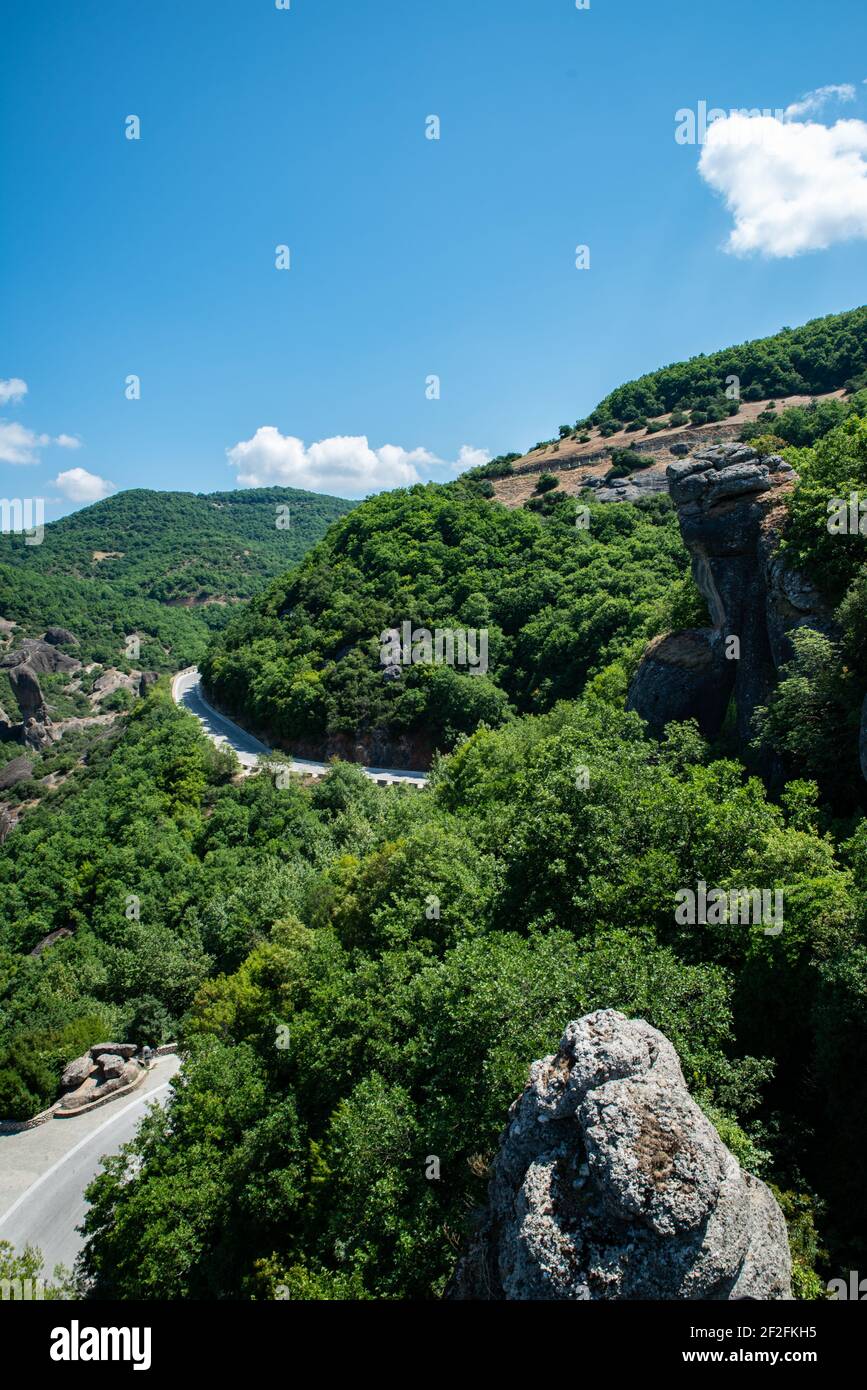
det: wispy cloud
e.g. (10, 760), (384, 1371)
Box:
(783, 83), (856, 120)
(0, 378), (28, 406)
(0, 420), (83, 465)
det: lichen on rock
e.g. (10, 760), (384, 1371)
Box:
(449, 1010), (792, 1301)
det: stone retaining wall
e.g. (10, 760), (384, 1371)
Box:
(0, 1044), (179, 1131)
(510, 421), (744, 479)
(0, 1104), (57, 1135)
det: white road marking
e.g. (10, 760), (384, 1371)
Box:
(0, 1081), (171, 1230)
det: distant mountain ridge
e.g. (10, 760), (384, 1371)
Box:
(0, 486), (355, 671)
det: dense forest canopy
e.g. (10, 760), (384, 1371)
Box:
(202, 483), (704, 758)
(0, 685), (862, 1299)
(750, 415), (867, 806)
(1, 310), (866, 1305)
(587, 305), (867, 425)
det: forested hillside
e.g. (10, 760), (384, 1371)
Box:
(587, 305), (867, 427)
(0, 487), (354, 670)
(202, 483), (704, 762)
(1, 683), (853, 1299)
(1, 312), (866, 1306)
(750, 415), (867, 803)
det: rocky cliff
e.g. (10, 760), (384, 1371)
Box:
(627, 442), (833, 767)
(449, 1010), (792, 1301)
(0, 635), (82, 752)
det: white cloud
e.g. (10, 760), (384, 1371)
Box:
(0, 420), (83, 465)
(227, 427), (446, 496)
(699, 111), (867, 256)
(0, 378), (27, 405)
(53, 467), (116, 503)
(227, 428), (496, 494)
(0, 421), (51, 465)
(784, 84), (855, 120)
(452, 445), (491, 473)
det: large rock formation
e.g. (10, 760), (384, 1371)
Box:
(626, 630), (732, 738)
(8, 664), (48, 722)
(0, 755), (34, 791)
(0, 637), (81, 676)
(628, 442), (831, 768)
(43, 626), (79, 647)
(450, 1010), (792, 1301)
(3, 663), (55, 752)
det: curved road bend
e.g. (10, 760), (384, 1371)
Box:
(172, 667), (429, 787)
(0, 670), (424, 1279)
(0, 1053), (181, 1275)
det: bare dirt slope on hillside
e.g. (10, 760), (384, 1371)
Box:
(492, 390), (844, 509)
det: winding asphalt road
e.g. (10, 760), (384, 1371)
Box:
(0, 676), (425, 1281)
(0, 1053), (181, 1276)
(171, 667), (428, 787)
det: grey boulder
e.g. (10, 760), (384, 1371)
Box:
(60, 1053), (98, 1090)
(97, 1053), (127, 1079)
(90, 1042), (138, 1060)
(449, 1010), (792, 1301)
(0, 755), (34, 791)
(43, 627), (79, 647)
(8, 664), (48, 722)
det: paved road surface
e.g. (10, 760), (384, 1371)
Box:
(172, 667), (428, 786)
(0, 1054), (181, 1275)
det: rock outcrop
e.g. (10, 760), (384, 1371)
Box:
(626, 630), (732, 738)
(0, 637), (81, 676)
(449, 1010), (792, 1301)
(58, 1043), (144, 1111)
(8, 665), (49, 723)
(594, 471), (670, 504)
(43, 626), (79, 647)
(2, 664), (55, 752)
(90, 668), (139, 703)
(0, 755), (34, 791)
(628, 442), (831, 767)
(21, 718), (55, 753)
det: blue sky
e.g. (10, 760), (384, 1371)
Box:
(2, 0), (867, 515)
